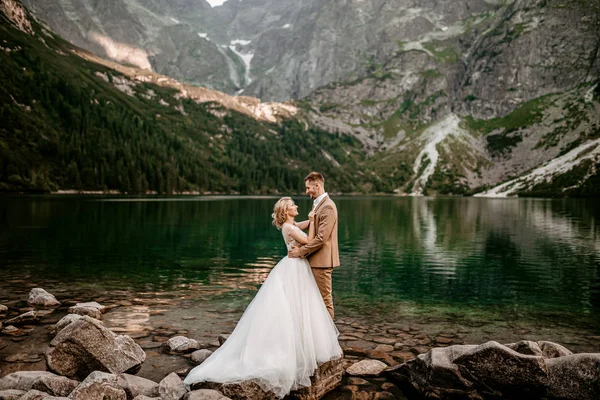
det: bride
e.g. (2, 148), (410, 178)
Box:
(184, 197), (343, 398)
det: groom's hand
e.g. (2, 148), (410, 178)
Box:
(288, 246), (302, 258)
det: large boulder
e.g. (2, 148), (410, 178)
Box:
(116, 374), (159, 399)
(28, 288), (61, 308)
(67, 371), (158, 400)
(546, 353), (600, 399)
(45, 316), (146, 380)
(385, 341), (600, 400)
(0, 371), (78, 397)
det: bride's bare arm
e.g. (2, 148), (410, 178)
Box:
(295, 220), (310, 230)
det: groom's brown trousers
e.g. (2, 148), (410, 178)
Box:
(311, 267), (334, 319)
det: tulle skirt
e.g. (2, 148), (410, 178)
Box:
(183, 256), (342, 398)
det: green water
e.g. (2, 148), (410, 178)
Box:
(1, 195), (599, 330)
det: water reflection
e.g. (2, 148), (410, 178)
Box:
(0, 196), (598, 327)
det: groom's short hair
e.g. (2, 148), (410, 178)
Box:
(304, 171), (325, 184)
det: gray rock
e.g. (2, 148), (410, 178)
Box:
(15, 389), (70, 400)
(73, 302), (106, 313)
(346, 359), (388, 377)
(116, 374), (159, 399)
(0, 371), (78, 397)
(46, 316), (146, 380)
(28, 288), (61, 308)
(158, 373), (187, 400)
(54, 315), (83, 333)
(67, 306), (102, 320)
(217, 334), (229, 346)
(546, 353), (600, 399)
(164, 336), (200, 353)
(68, 371), (126, 400)
(0, 389), (26, 400)
(132, 396), (160, 400)
(4, 310), (38, 326)
(385, 340), (597, 399)
(184, 389), (231, 400)
(190, 349), (213, 365)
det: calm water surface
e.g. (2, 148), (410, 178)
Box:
(1, 196), (599, 348)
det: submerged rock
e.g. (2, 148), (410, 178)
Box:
(4, 310), (38, 326)
(45, 316), (146, 380)
(385, 340), (600, 400)
(28, 288), (61, 308)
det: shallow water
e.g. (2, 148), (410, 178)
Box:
(1, 195), (599, 381)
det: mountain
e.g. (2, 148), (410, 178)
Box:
(0, 0), (366, 194)
(19, 0), (509, 101)
(301, 0), (600, 196)
(2, 0), (599, 197)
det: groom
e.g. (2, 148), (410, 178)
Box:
(289, 171), (339, 319)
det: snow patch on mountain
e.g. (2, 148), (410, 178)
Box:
(410, 114), (465, 196)
(205, 0), (228, 8)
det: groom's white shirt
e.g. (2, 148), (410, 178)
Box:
(313, 192), (328, 209)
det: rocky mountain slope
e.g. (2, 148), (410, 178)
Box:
(2, 0), (599, 197)
(21, 0), (507, 101)
(0, 0), (366, 194)
(302, 0), (600, 196)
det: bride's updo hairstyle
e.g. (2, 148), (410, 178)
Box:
(272, 197), (293, 230)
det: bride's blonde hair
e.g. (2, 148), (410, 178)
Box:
(271, 197), (293, 230)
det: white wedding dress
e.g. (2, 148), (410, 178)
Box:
(183, 223), (342, 398)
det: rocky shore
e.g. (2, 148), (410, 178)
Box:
(1, 288), (600, 399)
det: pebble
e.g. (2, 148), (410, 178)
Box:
(374, 344), (394, 353)
(435, 337), (453, 344)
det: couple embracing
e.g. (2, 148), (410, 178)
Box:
(184, 172), (343, 398)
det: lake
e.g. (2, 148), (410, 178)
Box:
(1, 195), (599, 381)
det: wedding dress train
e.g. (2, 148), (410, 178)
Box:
(184, 223), (342, 398)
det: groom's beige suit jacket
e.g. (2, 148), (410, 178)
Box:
(297, 195), (340, 268)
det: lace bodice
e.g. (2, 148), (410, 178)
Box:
(282, 223), (307, 251)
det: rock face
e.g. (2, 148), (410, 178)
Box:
(24, 0), (593, 104)
(0, 371), (78, 397)
(28, 288), (61, 307)
(385, 340), (600, 400)
(45, 315), (146, 380)
(191, 358), (344, 400)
